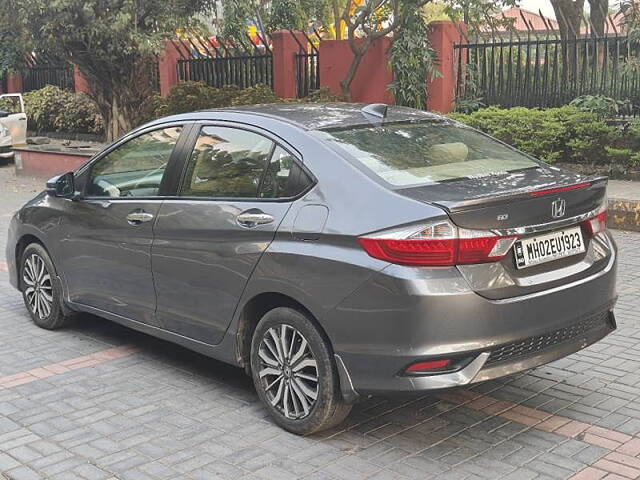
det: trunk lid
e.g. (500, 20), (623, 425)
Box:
(398, 166), (606, 230)
(397, 166), (612, 300)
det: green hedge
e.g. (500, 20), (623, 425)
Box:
(147, 82), (344, 119)
(23, 85), (104, 135)
(449, 106), (640, 171)
(17, 83), (344, 137)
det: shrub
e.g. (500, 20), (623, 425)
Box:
(23, 85), (104, 135)
(296, 87), (346, 103)
(230, 84), (281, 106)
(569, 95), (620, 118)
(152, 82), (244, 117)
(148, 82), (282, 118)
(449, 106), (621, 165)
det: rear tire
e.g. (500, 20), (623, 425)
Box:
(250, 307), (352, 435)
(20, 243), (74, 330)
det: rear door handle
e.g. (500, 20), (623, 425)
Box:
(126, 210), (154, 225)
(237, 211), (274, 228)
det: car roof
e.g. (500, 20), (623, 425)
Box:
(150, 103), (445, 131)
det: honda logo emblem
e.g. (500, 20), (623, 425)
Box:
(551, 198), (566, 218)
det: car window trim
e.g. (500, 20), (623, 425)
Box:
(78, 121), (191, 200)
(255, 142), (278, 198)
(171, 120), (316, 203)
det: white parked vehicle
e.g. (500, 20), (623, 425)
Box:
(0, 93), (27, 161)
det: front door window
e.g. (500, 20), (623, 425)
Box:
(87, 127), (182, 197)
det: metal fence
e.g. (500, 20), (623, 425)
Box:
(174, 35), (273, 89)
(454, 28), (640, 116)
(23, 53), (74, 92)
(292, 31), (321, 98)
(148, 57), (161, 93)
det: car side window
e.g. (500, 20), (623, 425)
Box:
(259, 146), (312, 198)
(86, 127), (182, 198)
(180, 126), (274, 198)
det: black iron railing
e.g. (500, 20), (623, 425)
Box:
(292, 31), (321, 98)
(23, 53), (75, 92)
(295, 52), (320, 98)
(454, 32), (640, 116)
(173, 34), (273, 89)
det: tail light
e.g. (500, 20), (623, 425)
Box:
(358, 220), (518, 267)
(582, 189), (608, 237)
(583, 208), (607, 237)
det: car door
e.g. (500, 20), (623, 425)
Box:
(151, 123), (313, 344)
(58, 125), (186, 325)
(0, 94), (27, 146)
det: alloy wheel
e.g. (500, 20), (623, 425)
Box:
(23, 253), (53, 320)
(257, 324), (319, 420)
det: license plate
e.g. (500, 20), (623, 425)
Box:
(514, 226), (585, 269)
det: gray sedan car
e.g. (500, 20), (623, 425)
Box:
(6, 103), (617, 434)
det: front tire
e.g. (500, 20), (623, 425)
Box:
(250, 307), (352, 435)
(20, 243), (74, 330)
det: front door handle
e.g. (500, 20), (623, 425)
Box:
(237, 211), (274, 228)
(126, 210), (154, 225)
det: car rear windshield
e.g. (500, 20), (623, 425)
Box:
(317, 121), (538, 187)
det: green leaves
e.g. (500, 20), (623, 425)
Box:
(389, 0), (439, 109)
(0, 8), (29, 74)
(269, 0), (305, 31)
(8, 0), (213, 138)
(570, 95), (623, 118)
(449, 106), (635, 167)
(23, 85), (104, 134)
(148, 82), (281, 118)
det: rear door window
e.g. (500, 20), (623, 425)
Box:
(180, 126), (311, 199)
(259, 146), (313, 198)
(180, 126), (274, 198)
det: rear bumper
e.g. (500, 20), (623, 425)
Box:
(328, 233), (618, 396)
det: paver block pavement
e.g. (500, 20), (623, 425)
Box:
(1, 164), (640, 479)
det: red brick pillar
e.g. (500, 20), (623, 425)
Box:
(272, 30), (306, 99)
(73, 65), (91, 94)
(6, 73), (23, 93)
(159, 40), (180, 96)
(427, 21), (467, 113)
(319, 37), (393, 104)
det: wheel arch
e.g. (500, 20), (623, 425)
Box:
(235, 292), (333, 370)
(15, 234), (47, 288)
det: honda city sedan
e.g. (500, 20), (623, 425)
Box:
(6, 103), (617, 434)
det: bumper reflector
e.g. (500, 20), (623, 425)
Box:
(406, 359), (451, 373)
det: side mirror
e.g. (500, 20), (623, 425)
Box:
(0, 110), (9, 118)
(46, 172), (76, 198)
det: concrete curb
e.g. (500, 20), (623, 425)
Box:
(608, 198), (640, 232)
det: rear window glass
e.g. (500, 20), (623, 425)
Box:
(316, 122), (538, 186)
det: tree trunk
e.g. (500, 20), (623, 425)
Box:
(551, 0), (585, 39)
(341, 34), (398, 101)
(551, 0), (584, 84)
(332, 0), (342, 40)
(79, 58), (153, 142)
(340, 39), (372, 100)
(588, 0), (608, 36)
(107, 95), (135, 142)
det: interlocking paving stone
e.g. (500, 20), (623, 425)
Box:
(1, 165), (640, 479)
